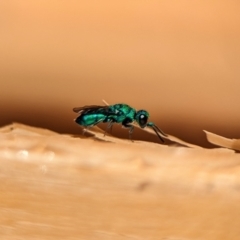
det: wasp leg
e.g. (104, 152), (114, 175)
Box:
(103, 121), (113, 137)
(128, 125), (134, 141)
(82, 127), (87, 136)
(122, 118), (134, 142)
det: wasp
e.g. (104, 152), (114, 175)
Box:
(73, 103), (167, 142)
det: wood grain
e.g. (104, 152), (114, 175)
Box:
(0, 124), (240, 239)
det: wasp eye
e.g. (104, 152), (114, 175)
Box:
(139, 114), (148, 126)
(136, 110), (149, 128)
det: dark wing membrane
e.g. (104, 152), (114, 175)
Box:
(73, 105), (104, 113)
(73, 105), (111, 115)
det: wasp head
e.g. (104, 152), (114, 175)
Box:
(135, 110), (149, 128)
(135, 109), (167, 143)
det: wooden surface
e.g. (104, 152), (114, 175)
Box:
(0, 124), (240, 239)
(1, 1), (240, 147)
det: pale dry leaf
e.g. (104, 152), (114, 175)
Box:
(204, 130), (240, 151)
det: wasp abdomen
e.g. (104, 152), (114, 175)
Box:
(75, 113), (106, 127)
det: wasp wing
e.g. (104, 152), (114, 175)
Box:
(73, 105), (108, 114)
(73, 105), (120, 117)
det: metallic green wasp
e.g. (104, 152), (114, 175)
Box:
(73, 103), (167, 142)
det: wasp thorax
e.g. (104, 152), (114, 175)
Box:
(136, 110), (149, 128)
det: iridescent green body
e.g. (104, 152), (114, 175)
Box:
(73, 103), (167, 142)
(76, 113), (106, 127)
(107, 104), (136, 123)
(74, 104), (137, 126)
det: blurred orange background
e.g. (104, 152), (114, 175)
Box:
(1, 1), (240, 147)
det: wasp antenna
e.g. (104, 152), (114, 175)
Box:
(147, 122), (167, 141)
(151, 125), (164, 143)
(153, 125), (168, 137)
